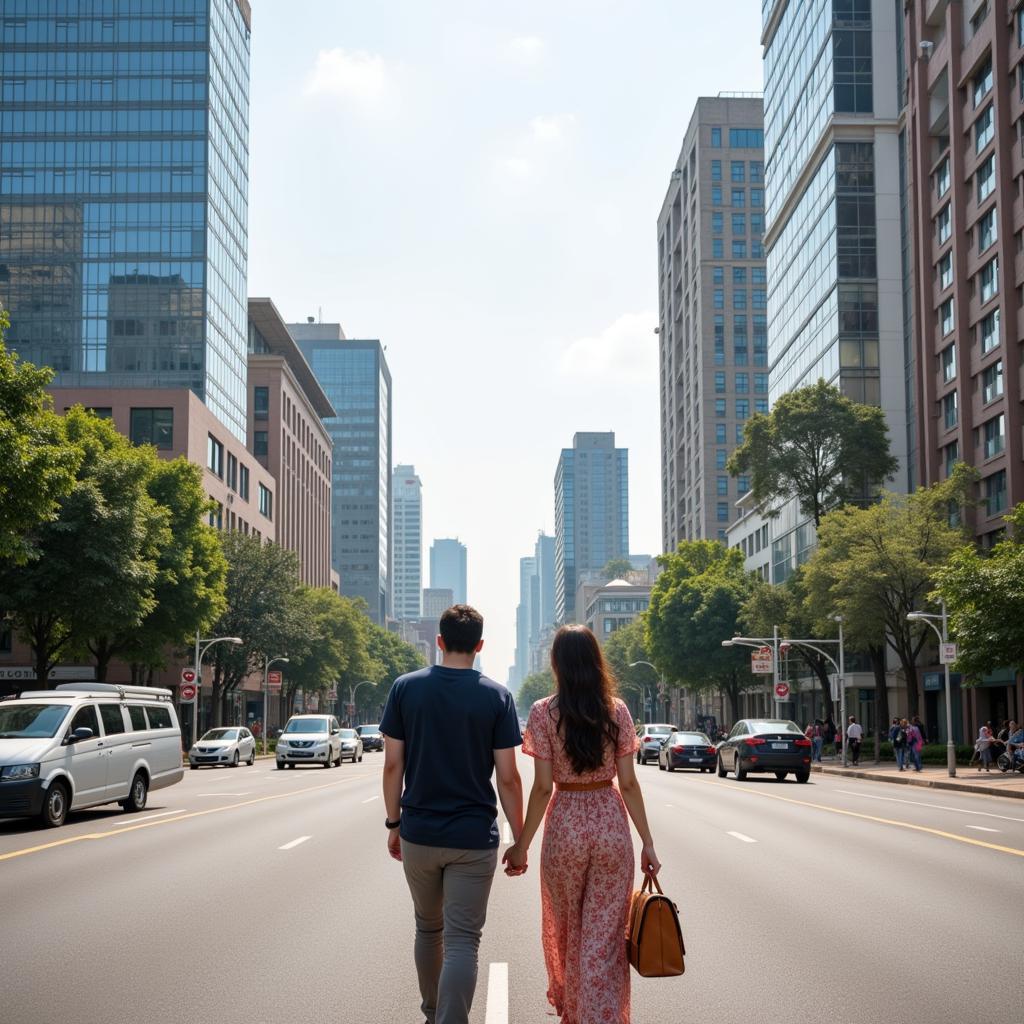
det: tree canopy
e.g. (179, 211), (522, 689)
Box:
(602, 617), (653, 720)
(727, 379), (897, 526)
(601, 558), (635, 580)
(516, 669), (554, 711)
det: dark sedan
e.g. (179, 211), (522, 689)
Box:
(658, 731), (717, 773)
(356, 724), (383, 752)
(716, 719), (812, 783)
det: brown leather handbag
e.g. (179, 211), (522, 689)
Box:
(626, 874), (686, 977)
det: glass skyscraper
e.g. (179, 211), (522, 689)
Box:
(0, 0), (252, 441)
(291, 323), (392, 625)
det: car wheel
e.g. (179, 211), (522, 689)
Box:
(358, 753), (363, 762)
(717, 756), (727, 778)
(189, 764), (197, 770)
(41, 780), (69, 829)
(636, 752), (642, 764)
(667, 762), (675, 773)
(774, 771), (787, 781)
(658, 760), (665, 771)
(323, 753), (332, 768)
(231, 750), (240, 768)
(734, 758), (747, 781)
(276, 761), (285, 770)
(121, 771), (148, 813)
(247, 749), (255, 766)
(795, 767), (810, 783)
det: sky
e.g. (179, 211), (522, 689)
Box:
(247, 1), (765, 683)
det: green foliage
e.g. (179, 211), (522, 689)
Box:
(646, 541), (760, 721)
(516, 669), (555, 710)
(354, 624), (427, 715)
(600, 558), (635, 580)
(601, 617), (652, 716)
(727, 379), (898, 526)
(934, 503), (1024, 678)
(0, 311), (83, 565)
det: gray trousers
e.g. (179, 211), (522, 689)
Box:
(401, 840), (499, 1024)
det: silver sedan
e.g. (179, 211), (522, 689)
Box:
(188, 727), (256, 769)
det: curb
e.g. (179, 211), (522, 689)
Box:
(811, 764), (1024, 800)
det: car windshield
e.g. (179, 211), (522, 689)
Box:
(646, 726), (672, 736)
(0, 703), (70, 739)
(675, 733), (710, 745)
(339, 729), (357, 738)
(357, 725), (379, 734)
(201, 729), (238, 741)
(747, 720), (802, 735)
(284, 718), (329, 734)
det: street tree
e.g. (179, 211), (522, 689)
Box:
(602, 617), (653, 721)
(601, 558), (635, 580)
(803, 467), (975, 718)
(727, 379), (897, 527)
(646, 541), (760, 723)
(353, 624), (427, 719)
(0, 313), (82, 565)
(934, 503), (1024, 679)
(0, 408), (163, 684)
(517, 669), (555, 710)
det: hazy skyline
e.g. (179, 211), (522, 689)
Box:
(248, 1), (764, 681)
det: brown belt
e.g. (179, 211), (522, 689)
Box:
(555, 780), (614, 792)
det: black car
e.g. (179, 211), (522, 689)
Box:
(658, 731), (717, 773)
(716, 719), (812, 783)
(356, 723), (383, 752)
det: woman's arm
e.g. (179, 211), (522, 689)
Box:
(502, 756), (553, 875)
(616, 754), (661, 875)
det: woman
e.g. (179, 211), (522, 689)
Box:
(903, 717), (923, 772)
(976, 725), (996, 772)
(503, 624), (659, 1024)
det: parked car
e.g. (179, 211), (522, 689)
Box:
(716, 719), (812, 783)
(355, 724), (383, 752)
(276, 715), (344, 769)
(188, 727), (256, 769)
(339, 728), (363, 763)
(637, 724), (675, 765)
(0, 682), (184, 828)
(658, 731), (717, 773)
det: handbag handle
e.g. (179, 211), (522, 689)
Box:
(641, 872), (664, 895)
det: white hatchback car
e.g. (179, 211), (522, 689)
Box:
(276, 714), (343, 769)
(188, 727), (256, 769)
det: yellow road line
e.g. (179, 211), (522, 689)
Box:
(0, 773), (373, 863)
(706, 781), (1024, 859)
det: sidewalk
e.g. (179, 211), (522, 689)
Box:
(811, 759), (1024, 800)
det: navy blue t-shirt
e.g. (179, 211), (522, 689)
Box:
(380, 665), (522, 849)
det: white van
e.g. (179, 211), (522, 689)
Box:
(0, 682), (184, 828)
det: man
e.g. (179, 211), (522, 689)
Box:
(381, 604), (524, 1024)
(846, 715), (863, 766)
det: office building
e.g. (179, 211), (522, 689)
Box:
(392, 465), (423, 620)
(657, 95), (767, 548)
(554, 432), (629, 624)
(422, 588), (454, 620)
(247, 299), (334, 588)
(513, 556), (538, 688)
(429, 538), (467, 606)
(0, 0), (253, 443)
(761, 0), (910, 581)
(291, 321), (392, 624)
(580, 578), (652, 642)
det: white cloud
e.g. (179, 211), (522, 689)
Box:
(559, 312), (659, 383)
(491, 113), (577, 189)
(303, 48), (396, 112)
(504, 35), (546, 65)
(529, 113), (576, 144)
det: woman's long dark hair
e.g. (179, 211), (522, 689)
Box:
(549, 624), (620, 775)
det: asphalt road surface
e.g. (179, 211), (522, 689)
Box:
(1, 753), (1020, 1024)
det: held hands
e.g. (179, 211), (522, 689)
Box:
(502, 841), (528, 877)
(641, 843), (661, 877)
(387, 828), (402, 862)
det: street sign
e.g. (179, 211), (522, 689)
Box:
(939, 642), (957, 665)
(267, 670), (282, 692)
(751, 649), (773, 674)
(774, 681), (790, 699)
(180, 668), (196, 685)
(327, 689), (337, 701)
(180, 682), (197, 702)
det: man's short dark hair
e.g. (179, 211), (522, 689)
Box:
(439, 604), (484, 654)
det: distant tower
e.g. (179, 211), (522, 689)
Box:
(391, 466), (423, 621)
(430, 538), (468, 605)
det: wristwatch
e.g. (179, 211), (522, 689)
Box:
(385, 818), (401, 830)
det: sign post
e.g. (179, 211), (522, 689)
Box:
(750, 647), (774, 675)
(774, 681), (790, 700)
(180, 682), (197, 703)
(939, 642), (957, 665)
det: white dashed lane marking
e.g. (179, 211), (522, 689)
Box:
(727, 831), (758, 844)
(361, 796), (379, 804)
(502, 822), (513, 844)
(834, 789), (1024, 823)
(278, 835), (311, 851)
(485, 962), (508, 1024)
(966, 825), (1000, 833)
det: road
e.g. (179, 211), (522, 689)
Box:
(1, 754), (1021, 1024)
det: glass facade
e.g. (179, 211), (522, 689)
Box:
(294, 331), (392, 624)
(0, 0), (251, 441)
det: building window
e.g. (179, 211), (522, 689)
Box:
(714, 288), (725, 309)
(936, 157), (950, 197)
(715, 424), (727, 444)
(712, 212), (723, 234)
(736, 424), (745, 445)
(713, 266), (724, 285)
(975, 105), (994, 153)
(717, 476), (729, 496)
(730, 160), (745, 182)
(976, 154), (995, 202)
(979, 308), (1000, 354)
(979, 257), (998, 303)
(944, 440), (959, 477)
(750, 214), (764, 236)
(969, 2), (989, 38)
(731, 188), (745, 207)
(731, 240), (747, 259)
(207, 434), (224, 478)
(712, 186), (722, 205)
(937, 343), (956, 385)
(983, 414), (1005, 459)
(977, 207), (997, 252)
(943, 390), (958, 429)
(711, 160), (722, 181)
(982, 360), (1003, 403)
(732, 214), (746, 235)
(713, 238), (724, 258)
(749, 161), (764, 182)
(254, 430), (268, 456)
(129, 408), (173, 450)
(715, 371), (726, 393)
(751, 188), (763, 207)
(751, 240), (764, 258)
(711, 127), (721, 147)
(754, 398), (768, 415)
(254, 386), (269, 420)
(737, 474), (750, 493)
(735, 372), (749, 394)
(239, 465), (250, 501)
(208, 501), (223, 530)
(227, 453), (237, 492)
(752, 267), (766, 284)
(939, 297), (954, 336)
(258, 483), (273, 520)
(717, 502), (729, 523)
(729, 129), (763, 148)
(734, 289), (747, 310)
(985, 469), (1007, 516)
(754, 373), (768, 393)
(716, 449), (727, 469)
(715, 398), (727, 417)
(936, 204), (951, 244)
(938, 251), (953, 290)
(752, 289), (766, 309)
(733, 267), (747, 285)
(736, 399), (750, 420)
(972, 57), (993, 108)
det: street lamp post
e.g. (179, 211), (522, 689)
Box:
(262, 655), (289, 756)
(191, 633), (243, 747)
(628, 661), (664, 725)
(907, 603), (957, 777)
(347, 680), (375, 726)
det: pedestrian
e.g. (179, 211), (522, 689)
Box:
(976, 726), (996, 772)
(805, 720), (824, 763)
(502, 624), (660, 1024)
(912, 715), (928, 745)
(846, 715), (863, 766)
(889, 717), (907, 771)
(904, 718), (923, 772)
(380, 605), (525, 1024)
(824, 718), (837, 759)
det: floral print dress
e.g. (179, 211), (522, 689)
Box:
(523, 695), (640, 1024)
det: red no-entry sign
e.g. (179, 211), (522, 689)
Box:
(180, 683), (197, 702)
(180, 668), (196, 684)
(774, 681), (790, 699)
